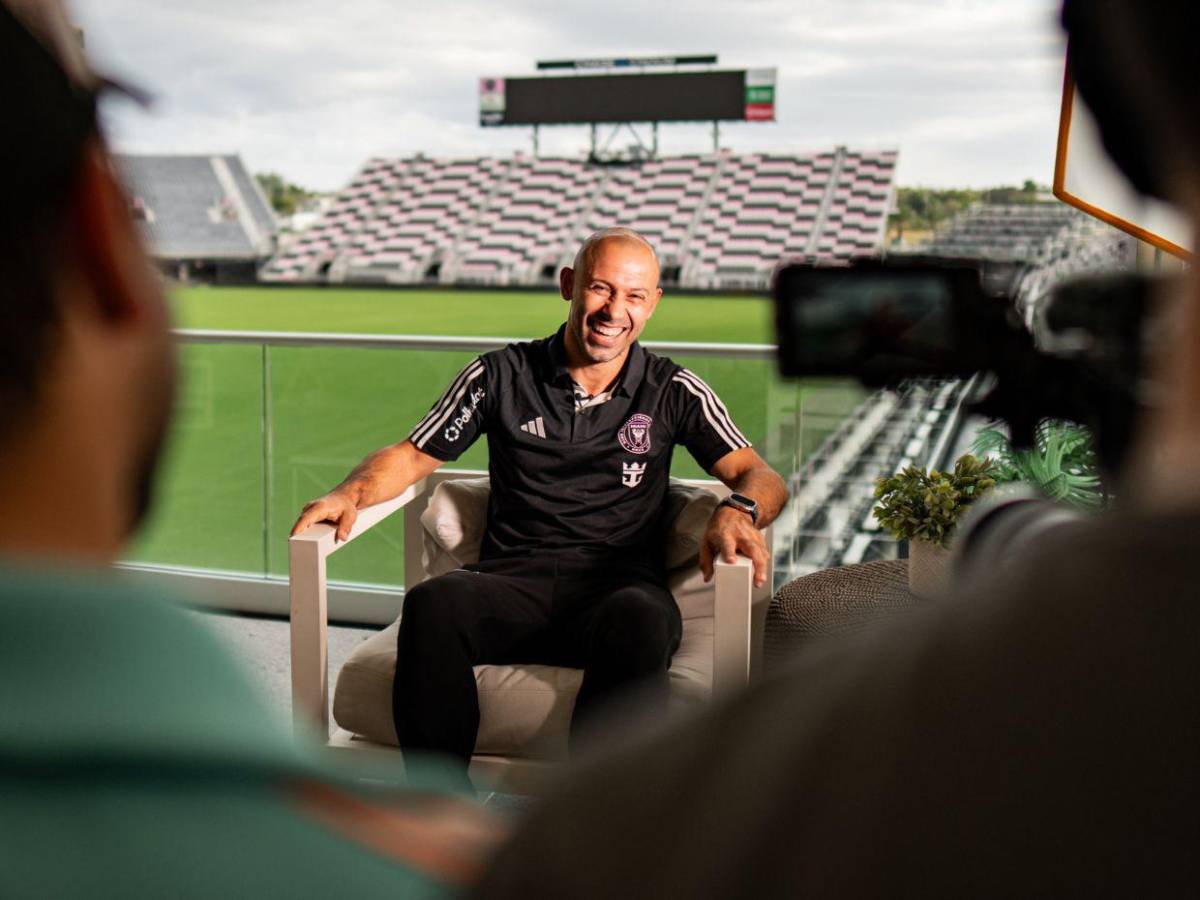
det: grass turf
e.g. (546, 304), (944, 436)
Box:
(131, 286), (858, 586)
(171, 285), (775, 343)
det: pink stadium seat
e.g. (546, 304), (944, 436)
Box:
(262, 148), (898, 288)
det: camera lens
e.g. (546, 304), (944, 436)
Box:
(952, 485), (1086, 585)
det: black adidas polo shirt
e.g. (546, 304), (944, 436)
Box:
(408, 325), (750, 567)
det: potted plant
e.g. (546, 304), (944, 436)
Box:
(969, 419), (1106, 509)
(873, 454), (997, 596)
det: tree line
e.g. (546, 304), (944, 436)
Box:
(890, 179), (1047, 240)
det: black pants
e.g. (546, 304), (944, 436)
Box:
(393, 555), (682, 768)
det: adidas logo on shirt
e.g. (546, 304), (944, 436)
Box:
(519, 416), (546, 439)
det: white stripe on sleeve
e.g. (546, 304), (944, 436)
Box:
(676, 369), (750, 446)
(410, 360), (485, 448)
(672, 371), (749, 452)
(410, 358), (482, 438)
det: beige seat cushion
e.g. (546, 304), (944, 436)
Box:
(333, 612), (712, 760)
(333, 480), (719, 759)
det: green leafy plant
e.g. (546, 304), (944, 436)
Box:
(255, 171), (316, 217)
(969, 419), (1105, 509)
(873, 455), (997, 548)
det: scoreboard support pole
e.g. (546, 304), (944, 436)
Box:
(532, 124), (540, 158)
(712, 121), (720, 153)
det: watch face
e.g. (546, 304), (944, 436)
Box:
(730, 492), (757, 509)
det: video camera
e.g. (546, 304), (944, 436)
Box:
(772, 256), (1157, 481)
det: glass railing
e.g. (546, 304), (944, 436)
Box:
(128, 331), (871, 602)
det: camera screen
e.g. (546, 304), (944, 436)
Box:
(775, 267), (963, 381)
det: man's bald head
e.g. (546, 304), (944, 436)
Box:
(559, 228), (663, 368)
(572, 228), (661, 287)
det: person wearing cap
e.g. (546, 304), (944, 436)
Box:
(0, 2), (502, 895)
(473, 0), (1200, 895)
(291, 227), (789, 776)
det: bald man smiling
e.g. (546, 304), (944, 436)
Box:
(293, 227), (788, 778)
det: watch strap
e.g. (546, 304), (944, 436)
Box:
(719, 495), (759, 526)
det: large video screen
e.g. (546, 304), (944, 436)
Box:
(479, 69), (776, 126)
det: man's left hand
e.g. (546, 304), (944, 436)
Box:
(699, 505), (769, 589)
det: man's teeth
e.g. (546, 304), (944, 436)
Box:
(592, 322), (624, 337)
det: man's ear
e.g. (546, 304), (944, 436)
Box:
(67, 140), (148, 324)
(559, 266), (574, 301)
(646, 288), (663, 319)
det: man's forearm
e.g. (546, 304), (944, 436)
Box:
(334, 440), (440, 508)
(727, 466), (788, 528)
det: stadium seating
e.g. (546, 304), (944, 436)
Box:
(1014, 214), (1135, 331)
(117, 155), (277, 267)
(262, 147), (898, 290)
(903, 199), (1135, 332)
(920, 202), (1085, 263)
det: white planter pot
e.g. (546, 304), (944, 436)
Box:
(908, 538), (952, 597)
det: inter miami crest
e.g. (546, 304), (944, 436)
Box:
(617, 414), (653, 455)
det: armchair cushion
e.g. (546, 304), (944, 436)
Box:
(419, 477), (491, 578)
(333, 568), (712, 759)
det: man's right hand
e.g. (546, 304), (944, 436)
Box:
(287, 441), (443, 544)
(290, 488), (360, 542)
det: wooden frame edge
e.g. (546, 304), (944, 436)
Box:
(1052, 53), (1191, 261)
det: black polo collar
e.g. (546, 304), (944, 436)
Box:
(543, 323), (646, 399)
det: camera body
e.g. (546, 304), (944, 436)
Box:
(773, 256), (1154, 479)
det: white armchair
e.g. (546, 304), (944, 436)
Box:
(289, 470), (771, 792)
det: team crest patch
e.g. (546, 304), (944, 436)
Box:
(618, 414), (653, 454)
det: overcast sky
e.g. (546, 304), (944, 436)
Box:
(71, 0), (1067, 193)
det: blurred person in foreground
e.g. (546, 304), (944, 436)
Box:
(474, 1), (1200, 895)
(291, 228), (787, 778)
(0, 2), (501, 895)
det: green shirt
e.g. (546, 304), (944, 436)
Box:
(0, 565), (460, 899)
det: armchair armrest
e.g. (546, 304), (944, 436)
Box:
(288, 479), (427, 737)
(712, 546), (773, 697)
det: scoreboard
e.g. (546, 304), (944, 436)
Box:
(479, 68), (776, 127)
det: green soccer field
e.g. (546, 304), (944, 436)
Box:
(130, 286), (860, 587)
(170, 284), (775, 342)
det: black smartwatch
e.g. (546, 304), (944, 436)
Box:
(718, 492), (759, 526)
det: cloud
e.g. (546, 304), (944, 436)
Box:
(72, 0), (1066, 190)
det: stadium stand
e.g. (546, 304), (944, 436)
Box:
(778, 380), (975, 577)
(902, 200), (1135, 331)
(1015, 215), (1135, 332)
(920, 202), (1084, 263)
(262, 147), (898, 290)
(897, 200), (1133, 299)
(117, 154), (278, 283)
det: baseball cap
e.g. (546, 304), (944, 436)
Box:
(0, 0), (148, 215)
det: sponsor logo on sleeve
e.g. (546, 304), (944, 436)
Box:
(617, 414), (653, 454)
(444, 387), (485, 443)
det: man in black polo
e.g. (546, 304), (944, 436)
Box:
(292, 227), (788, 772)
